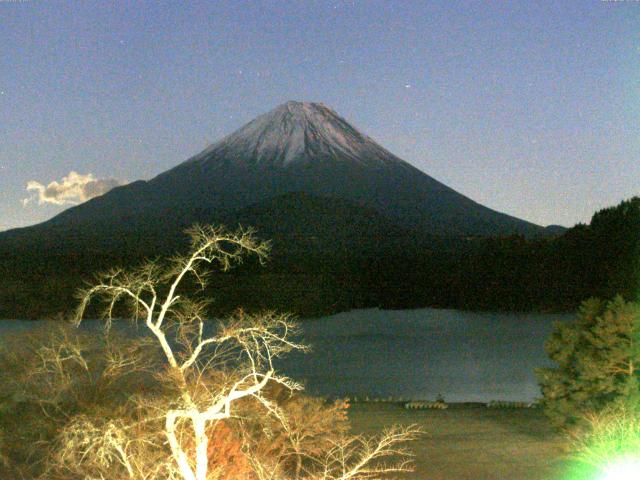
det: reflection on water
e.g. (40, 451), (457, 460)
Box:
(0, 308), (571, 402)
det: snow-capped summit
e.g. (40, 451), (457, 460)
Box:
(187, 101), (405, 168)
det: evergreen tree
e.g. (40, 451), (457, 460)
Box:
(537, 296), (640, 429)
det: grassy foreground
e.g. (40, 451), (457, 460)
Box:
(348, 403), (572, 480)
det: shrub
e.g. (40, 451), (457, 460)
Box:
(567, 403), (640, 477)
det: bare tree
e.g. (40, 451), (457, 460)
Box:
(74, 225), (304, 480)
(8, 225), (421, 480)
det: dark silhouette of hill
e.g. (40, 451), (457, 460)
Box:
(0, 195), (637, 319)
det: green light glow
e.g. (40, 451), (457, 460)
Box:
(599, 458), (640, 480)
(562, 403), (640, 480)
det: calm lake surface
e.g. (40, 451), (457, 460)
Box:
(278, 308), (572, 402)
(0, 308), (572, 403)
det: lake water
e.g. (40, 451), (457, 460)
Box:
(276, 308), (572, 402)
(0, 308), (572, 403)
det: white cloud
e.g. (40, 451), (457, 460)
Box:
(23, 171), (126, 207)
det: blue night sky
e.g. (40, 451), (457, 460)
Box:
(1, 0), (638, 232)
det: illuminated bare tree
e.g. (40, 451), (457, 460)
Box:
(45, 224), (422, 480)
(74, 225), (304, 480)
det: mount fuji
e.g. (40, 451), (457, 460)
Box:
(0, 101), (567, 318)
(2, 101), (549, 254)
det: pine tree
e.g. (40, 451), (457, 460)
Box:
(537, 296), (640, 428)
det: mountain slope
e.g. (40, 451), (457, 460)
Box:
(2, 101), (548, 251)
(145, 101), (545, 237)
(224, 191), (437, 261)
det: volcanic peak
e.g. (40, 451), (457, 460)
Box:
(187, 101), (406, 169)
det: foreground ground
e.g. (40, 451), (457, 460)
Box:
(348, 403), (573, 480)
